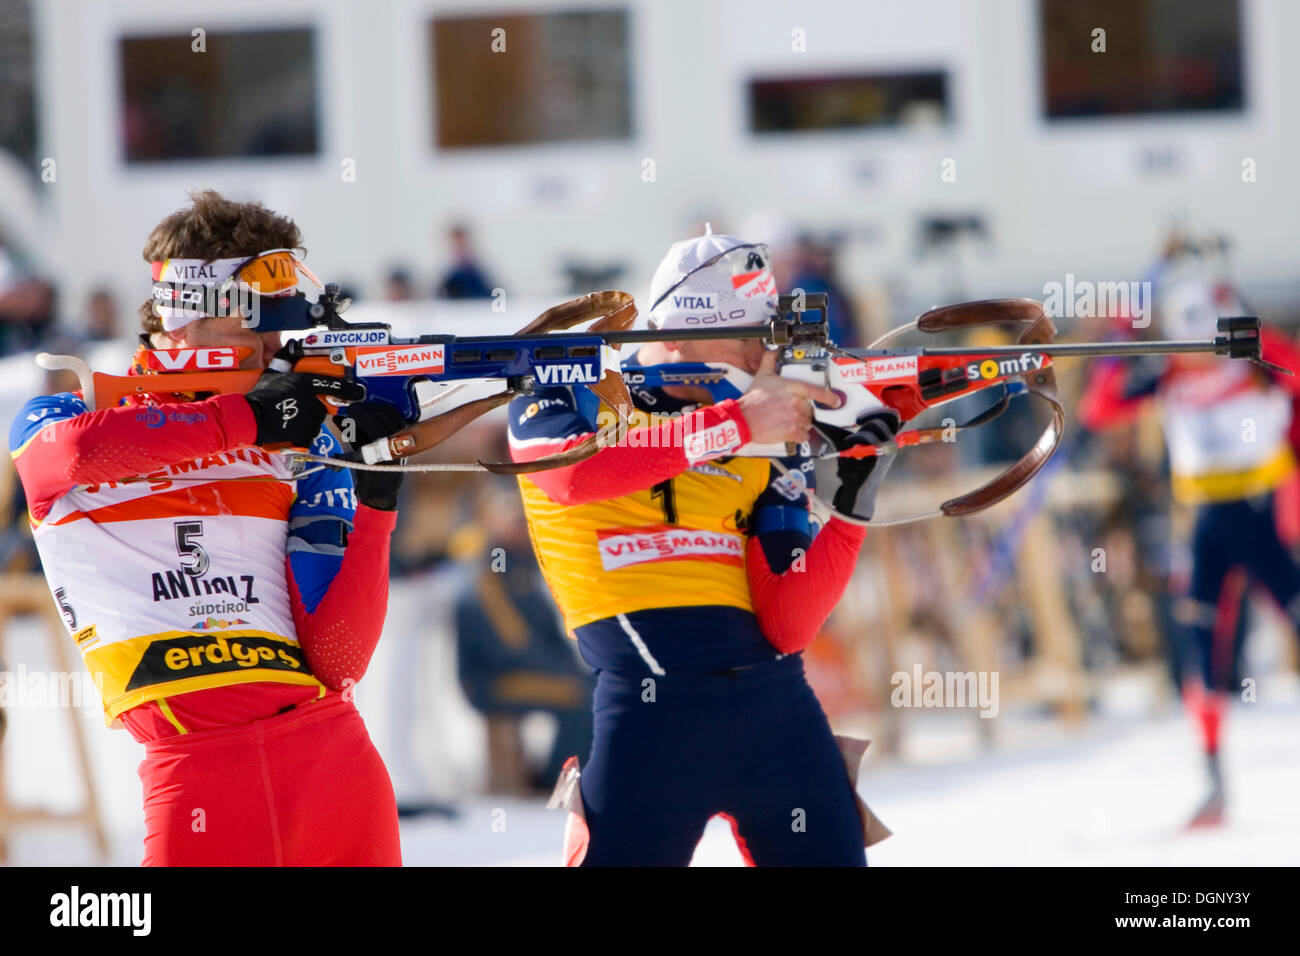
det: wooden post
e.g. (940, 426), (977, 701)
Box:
(869, 533), (912, 756)
(1017, 516), (1089, 722)
(0, 574), (108, 862)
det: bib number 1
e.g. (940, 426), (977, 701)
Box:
(651, 479), (677, 524)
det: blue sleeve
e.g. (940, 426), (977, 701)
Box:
(9, 392), (86, 452)
(1141, 257), (1172, 298)
(288, 429), (358, 613)
(750, 456), (816, 574)
(506, 386), (600, 444)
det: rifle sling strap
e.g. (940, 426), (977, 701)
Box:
(917, 298), (1065, 518)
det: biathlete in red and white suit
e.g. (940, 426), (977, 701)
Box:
(1081, 277), (1300, 825)
(9, 193), (408, 865)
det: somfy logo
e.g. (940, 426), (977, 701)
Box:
(50, 886), (151, 936)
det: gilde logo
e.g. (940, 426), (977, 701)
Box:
(684, 421), (742, 462)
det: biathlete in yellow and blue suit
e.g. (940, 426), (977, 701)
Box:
(508, 231), (898, 866)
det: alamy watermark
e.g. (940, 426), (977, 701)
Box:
(50, 886), (151, 936)
(0, 664), (102, 717)
(890, 665), (1000, 718)
(1041, 273), (1152, 328)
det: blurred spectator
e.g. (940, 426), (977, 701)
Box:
(334, 282), (361, 306)
(384, 266), (416, 302)
(84, 286), (120, 342)
(0, 461), (36, 573)
(453, 480), (593, 794)
(0, 367), (76, 575)
(788, 232), (862, 348)
(0, 275), (57, 356)
(437, 224), (494, 299)
(47, 285), (122, 354)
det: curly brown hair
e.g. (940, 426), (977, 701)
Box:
(138, 189), (305, 334)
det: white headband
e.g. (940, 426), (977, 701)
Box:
(150, 249), (318, 331)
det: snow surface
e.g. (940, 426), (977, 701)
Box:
(4, 577), (1297, 866)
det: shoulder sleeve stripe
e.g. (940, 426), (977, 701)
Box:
(9, 392), (87, 455)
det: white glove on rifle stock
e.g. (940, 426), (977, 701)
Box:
(819, 410), (902, 523)
(731, 350), (901, 522)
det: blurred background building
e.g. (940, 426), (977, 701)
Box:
(0, 0), (1296, 322)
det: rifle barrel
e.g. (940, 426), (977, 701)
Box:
(854, 340), (1224, 359)
(421, 325), (1249, 359)
(596, 330), (1231, 357)
(422, 327), (775, 346)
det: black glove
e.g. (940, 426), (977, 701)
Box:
(244, 347), (365, 447)
(334, 401), (409, 511)
(821, 409), (902, 522)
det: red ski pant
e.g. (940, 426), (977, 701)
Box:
(138, 690), (401, 866)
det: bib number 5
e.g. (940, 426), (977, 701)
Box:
(175, 521), (209, 577)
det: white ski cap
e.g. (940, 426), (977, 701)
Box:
(647, 225), (779, 330)
(1161, 279), (1241, 340)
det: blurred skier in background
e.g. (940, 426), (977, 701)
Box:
(1080, 236), (1300, 827)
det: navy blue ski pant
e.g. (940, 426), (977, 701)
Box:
(1177, 493), (1300, 691)
(577, 653), (866, 866)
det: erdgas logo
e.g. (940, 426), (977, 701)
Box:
(965, 352), (1046, 381)
(134, 408), (209, 429)
(535, 362), (599, 385)
(126, 634), (308, 692)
